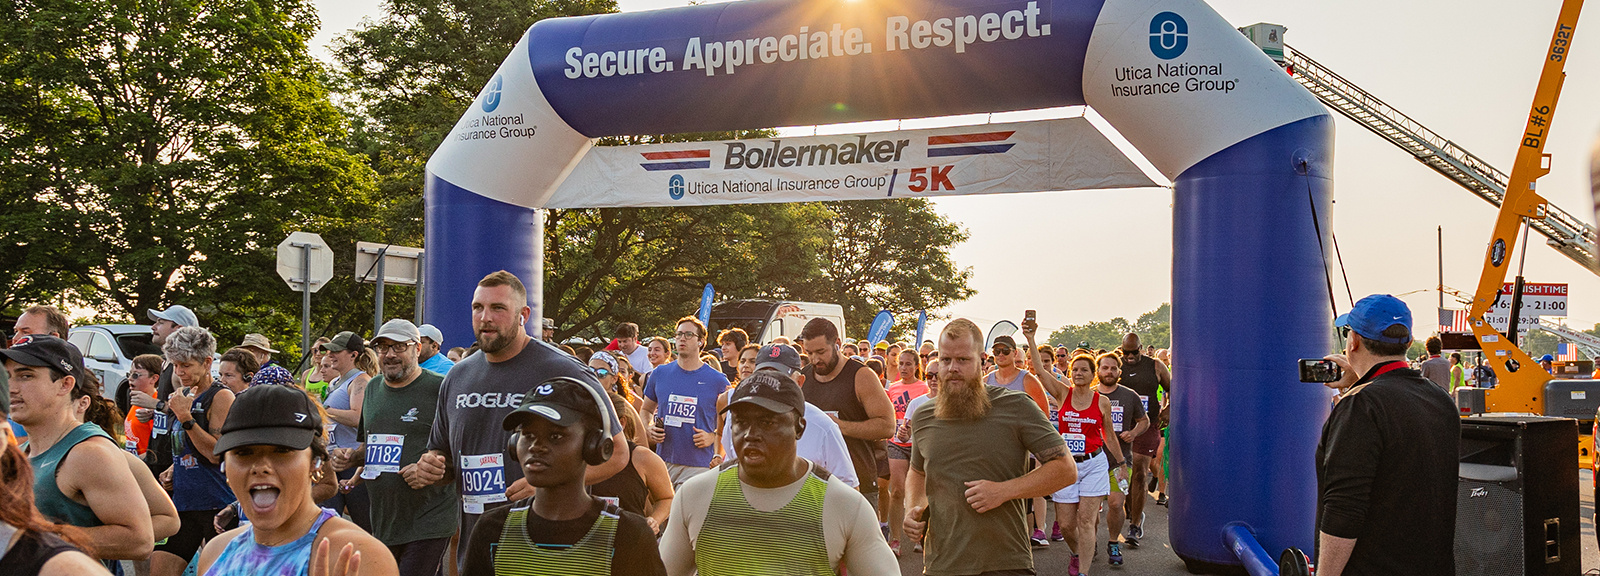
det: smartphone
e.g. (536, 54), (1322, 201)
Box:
(1024, 309), (1036, 323)
(1298, 359), (1342, 383)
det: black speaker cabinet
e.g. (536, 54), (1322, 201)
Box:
(1456, 416), (1579, 576)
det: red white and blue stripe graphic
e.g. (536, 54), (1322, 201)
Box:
(1557, 343), (1579, 361)
(927, 131), (1016, 158)
(639, 149), (711, 171)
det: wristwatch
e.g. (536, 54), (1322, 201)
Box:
(181, 419), (196, 431)
(155, 400), (167, 412)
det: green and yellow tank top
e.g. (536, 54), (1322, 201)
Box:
(492, 501), (619, 576)
(695, 464), (835, 576)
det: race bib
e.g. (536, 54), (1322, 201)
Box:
(1111, 405), (1125, 432)
(598, 496), (620, 508)
(152, 412), (168, 435)
(361, 434), (405, 479)
(1139, 395), (1152, 412)
(663, 394), (699, 428)
(1063, 432), (1087, 455)
(460, 453), (508, 514)
(124, 437), (139, 454)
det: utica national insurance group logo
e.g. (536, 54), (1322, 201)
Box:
(668, 174), (686, 200)
(1149, 12), (1187, 60)
(480, 74), (503, 113)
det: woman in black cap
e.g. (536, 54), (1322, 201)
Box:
(196, 385), (397, 576)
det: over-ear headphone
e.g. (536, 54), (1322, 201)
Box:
(504, 377), (614, 467)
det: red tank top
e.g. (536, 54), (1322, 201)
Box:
(1056, 391), (1105, 456)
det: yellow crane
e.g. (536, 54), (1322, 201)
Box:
(1470, 0), (1584, 415)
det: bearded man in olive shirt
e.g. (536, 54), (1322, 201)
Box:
(904, 319), (1076, 576)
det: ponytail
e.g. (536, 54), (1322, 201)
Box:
(83, 396), (124, 446)
(0, 444), (94, 556)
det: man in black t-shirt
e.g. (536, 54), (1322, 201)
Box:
(1318, 295), (1457, 576)
(461, 378), (664, 576)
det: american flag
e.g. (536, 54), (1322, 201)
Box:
(1556, 342), (1579, 362)
(1437, 308), (1471, 333)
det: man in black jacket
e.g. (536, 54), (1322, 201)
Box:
(1319, 294), (1458, 576)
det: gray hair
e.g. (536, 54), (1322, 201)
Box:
(163, 326), (216, 363)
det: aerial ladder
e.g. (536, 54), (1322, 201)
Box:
(1533, 317), (1600, 359)
(1261, 0), (1584, 414)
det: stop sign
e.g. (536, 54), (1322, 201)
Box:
(276, 232), (334, 293)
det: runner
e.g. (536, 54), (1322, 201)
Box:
(612, 323), (653, 376)
(1048, 353), (1126, 576)
(0, 443), (113, 575)
(129, 305), (201, 478)
(461, 378), (665, 576)
(235, 334), (296, 387)
(1115, 333), (1168, 547)
(416, 270), (626, 571)
(321, 331), (374, 532)
(123, 354), (163, 458)
(716, 328), (749, 384)
(4, 334), (155, 564)
(591, 392), (675, 534)
(217, 348), (259, 394)
(661, 370), (897, 575)
(884, 349), (927, 556)
(198, 385), (399, 576)
(718, 344), (860, 489)
(797, 318), (894, 513)
(1095, 351), (1146, 564)
(642, 317), (730, 488)
(327, 319), (457, 576)
(151, 327), (237, 576)
(984, 335), (1050, 413)
(903, 319), (1074, 576)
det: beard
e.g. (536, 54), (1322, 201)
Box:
(935, 370), (990, 420)
(476, 323), (519, 354)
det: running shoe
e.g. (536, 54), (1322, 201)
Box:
(1031, 529), (1049, 547)
(1126, 523), (1143, 548)
(890, 539), (901, 558)
(1108, 541), (1124, 567)
(1148, 475), (1158, 493)
(1156, 492), (1169, 506)
(1068, 554), (1081, 576)
(881, 522), (890, 541)
(912, 542), (923, 553)
(1051, 521), (1065, 541)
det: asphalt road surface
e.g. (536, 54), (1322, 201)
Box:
(897, 470), (1600, 575)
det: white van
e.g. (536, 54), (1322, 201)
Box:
(708, 300), (845, 345)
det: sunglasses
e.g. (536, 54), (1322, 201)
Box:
(992, 346), (1014, 355)
(596, 368), (613, 377)
(1054, 352), (1069, 357)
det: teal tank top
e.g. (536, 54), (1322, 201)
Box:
(29, 422), (112, 528)
(695, 465), (836, 576)
(202, 507), (337, 576)
(492, 501), (619, 575)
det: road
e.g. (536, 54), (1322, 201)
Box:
(897, 470), (1600, 575)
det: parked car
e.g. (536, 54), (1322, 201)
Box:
(67, 324), (162, 398)
(708, 300), (846, 345)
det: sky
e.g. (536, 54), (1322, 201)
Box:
(311, 0), (1600, 338)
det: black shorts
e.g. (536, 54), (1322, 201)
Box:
(155, 508), (221, 560)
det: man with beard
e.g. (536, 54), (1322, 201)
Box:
(1115, 332), (1169, 546)
(797, 318), (895, 513)
(904, 319), (1074, 576)
(415, 270), (628, 571)
(331, 319), (457, 576)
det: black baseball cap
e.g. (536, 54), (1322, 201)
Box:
(214, 385), (324, 456)
(722, 371), (805, 416)
(0, 335), (85, 382)
(503, 377), (606, 430)
(754, 344), (802, 375)
(992, 335), (1018, 350)
(322, 331), (365, 353)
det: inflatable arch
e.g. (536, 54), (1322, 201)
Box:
(426, 0), (1335, 569)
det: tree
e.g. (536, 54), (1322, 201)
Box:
(0, 0), (379, 357)
(796, 199), (975, 341)
(1045, 303), (1171, 351)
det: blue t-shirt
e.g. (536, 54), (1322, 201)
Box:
(643, 362), (729, 468)
(420, 353), (455, 375)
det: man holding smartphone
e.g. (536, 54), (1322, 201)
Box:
(1316, 294), (1457, 575)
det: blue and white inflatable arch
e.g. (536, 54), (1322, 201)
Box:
(427, 0), (1334, 569)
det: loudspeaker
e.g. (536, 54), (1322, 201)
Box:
(1456, 416), (1579, 576)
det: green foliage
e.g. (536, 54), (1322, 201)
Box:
(1045, 303), (1171, 351)
(0, 0), (380, 359)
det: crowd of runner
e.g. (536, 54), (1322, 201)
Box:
(0, 270), (1175, 576)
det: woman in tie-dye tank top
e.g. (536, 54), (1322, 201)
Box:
(195, 385), (397, 576)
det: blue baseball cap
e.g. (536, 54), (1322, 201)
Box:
(1540, 354), (1555, 363)
(1334, 294), (1413, 345)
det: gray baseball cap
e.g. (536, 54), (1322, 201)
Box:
(755, 344), (802, 375)
(147, 305), (199, 328)
(372, 319), (420, 344)
(418, 324), (444, 344)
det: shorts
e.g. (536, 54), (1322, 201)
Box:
(154, 508), (221, 560)
(1132, 428), (1162, 458)
(667, 463), (710, 489)
(1051, 452), (1109, 503)
(887, 442), (912, 460)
